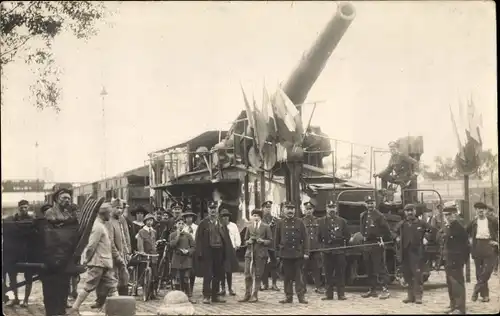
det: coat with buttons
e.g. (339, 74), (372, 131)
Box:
(302, 215), (321, 250)
(168, 230), (195, 269)
(317, 214), (350, 253)
(393, 218), (432, 254)
(439, 220), (469, 265)
(274, 217), (310, 259)
(360, 209), (392, 242)
(262, 214), (279, 251)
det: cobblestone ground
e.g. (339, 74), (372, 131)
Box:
(3, 266), (500, 315)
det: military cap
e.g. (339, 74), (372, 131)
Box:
(130, 205), (149, 216)
(283, 201), (295, 208)
(473, 202), (488, 209)
(304, 201), (315, 209)
(181, 211), (197, 220)
(403, 204), (416, 211)
(40, 204), (52, 214)
(18, 200), (29, 207)
(220, 209), (231, 217)
(251, 209), (263, 218)
(143, 213), (157, 224)
(262, 200), (273, 207)
(171, 202), (184, 209)
(207, 201), (218, 208)
(442, 205), (458, 214)
(326, 201), (336, 208)
(364, 196), (375, 203)
(53, 188), (72, 199)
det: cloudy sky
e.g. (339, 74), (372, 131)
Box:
(1, 1), (497, 183)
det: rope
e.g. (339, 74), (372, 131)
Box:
(308, 240), (394, 253)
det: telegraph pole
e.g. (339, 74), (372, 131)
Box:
(100, 86), (108, 179)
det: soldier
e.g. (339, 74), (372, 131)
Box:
(374, 141), (418, 189)
(3, 200), (35, 307)
(358, 195), (392, 299)
(301, 201), (324, 294)
(239, 209), (273, 303)
(393, 204), (432, 304)
(440, 204), (469, 315)
(317, 201), (350, 301)
(69, 203), (123, 313)
(261, 200), (280, 291)
(467, 202), (499, 303)
(274, 202), (309, 304)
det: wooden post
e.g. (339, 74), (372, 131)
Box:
(244, 173), (250, 220)
(464, 174), (471, 283)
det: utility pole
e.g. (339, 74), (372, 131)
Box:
(100, 86), (108, 179)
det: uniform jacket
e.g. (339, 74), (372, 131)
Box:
(274, 217), (310, 259)
(302, 215), (321, 250)
(45, 204), (78, 223)
(466, 216), (499, 258)
(360, 209), (392, 242)
(262, 214), (279, 251)
(137, 226), (157, 255)
(168, 230), (195, 269)
(393, 217), (432, 252)
(440, 220), (469, 265)
(118, 215), (131, 254)
(85, 218), (119, 269)
(244, 221), (273, 259)
(317, 214), (350, 253)
(377, 153), (417, 178)
(194, 217), (239, 277)
(105, 217), (126, 259)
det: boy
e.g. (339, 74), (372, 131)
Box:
(169, 216), (195, 302)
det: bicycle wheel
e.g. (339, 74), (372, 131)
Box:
(156, 257), (165, 294)
(142, 267), (152, 302)
(128, 266), (138, 296)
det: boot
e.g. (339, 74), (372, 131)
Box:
(70, 291), (90, 312)
(361, 289), (377, 298)
(297, 293), (308, 304)
(6, 298), (20, 307)
(202, 297), (211, 304)
(481, 297), (490, 302)
(337, 290), (347, 300)
(238, 278), (253, 302)
(279, 296), (293, 304)
(249, 292), (258, 303)
(271, 283), (280, 291)
(117, 286), (128, 296)
(403, 289), (415, 304)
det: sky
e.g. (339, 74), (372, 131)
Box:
(1, 1), (497, 183)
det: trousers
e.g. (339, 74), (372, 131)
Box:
(202, 247), (224, 299)
(401, 247), (424, 300)
(323, 252), (346, 297)
(41, 272), (70, 316)
(363, 244), (389, 290)
(282, 258), (305, 298)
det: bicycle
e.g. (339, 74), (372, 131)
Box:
(156, 240), (172, 293)
(127, 252), (159, 302)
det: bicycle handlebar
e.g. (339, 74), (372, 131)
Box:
(133, 252), (159, 258)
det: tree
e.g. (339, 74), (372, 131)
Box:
(338, 154), (367, 179)
(1, 1), (106, 111)
(476, 149), (498, 180)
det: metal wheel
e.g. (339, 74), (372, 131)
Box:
(142, 267), (152, 302)
(156, 257), (166, 294)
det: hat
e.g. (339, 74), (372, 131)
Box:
(442, 203), (458, 214)
(164, 209), (174, 217)
(18, 200), (29, 207)
(251, 209), (263, 218)
(40, 204), (52, 214)
(181, 211), (197, 220)
(171, 202), (184, 210)
(283, 201), (295, 209)
(262, 201), (273, 207)
(207, 201), (217, 209)
(220, 209), (231, 217)
(143, 213), (156, 224)
(175, 216), (185, 223)
(388, 141), (398, 148)
(326, 201), (336, 208)
(131, 205), (149, 216)
(304, 201), (315, 209)
(53, 188), (72, 199)
(473, 202), (488, 210)
(403, 204), (416, 211)
(364, 196), (375, 203)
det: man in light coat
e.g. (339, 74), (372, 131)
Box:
(219, 209), (241, 296)
(69, 203), (125, 313)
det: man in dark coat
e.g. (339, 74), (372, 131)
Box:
(238, 209), (273, 303)
(440, 204), (469, 315)
(466, 202), (499, 303)
(260, 200), (280, 291)
(358, 195), (392, 300)
(275, 202), (309, 304)
(317, 201), (350, 301)
(393, 204), (432, 304)
(301, 201), (324, 294)
(194, 201), (238, 304)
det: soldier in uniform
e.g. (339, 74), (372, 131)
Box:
(440, 204), (469, 315)
(239, 209), (273, 303)
(274, 202), (309, 304)
(374, 141), (418, 189)
(466, 202), (498, 303)
(317, 201), (350, 301)
(393, 204), (432, 304)
(301, 201), (324, 294)
(261, 200), (280, 291)
(358, 196), (392, 299)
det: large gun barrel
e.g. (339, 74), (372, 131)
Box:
(283, 2), (356, 106)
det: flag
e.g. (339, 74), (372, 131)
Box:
(466, 95), (483, 147)
(240, 83), (256, 139)
(449, 105), (464, 160)
(272, 87), (303, 145)
(262, 84), (277, 140)
(253, 95), (269, 153)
